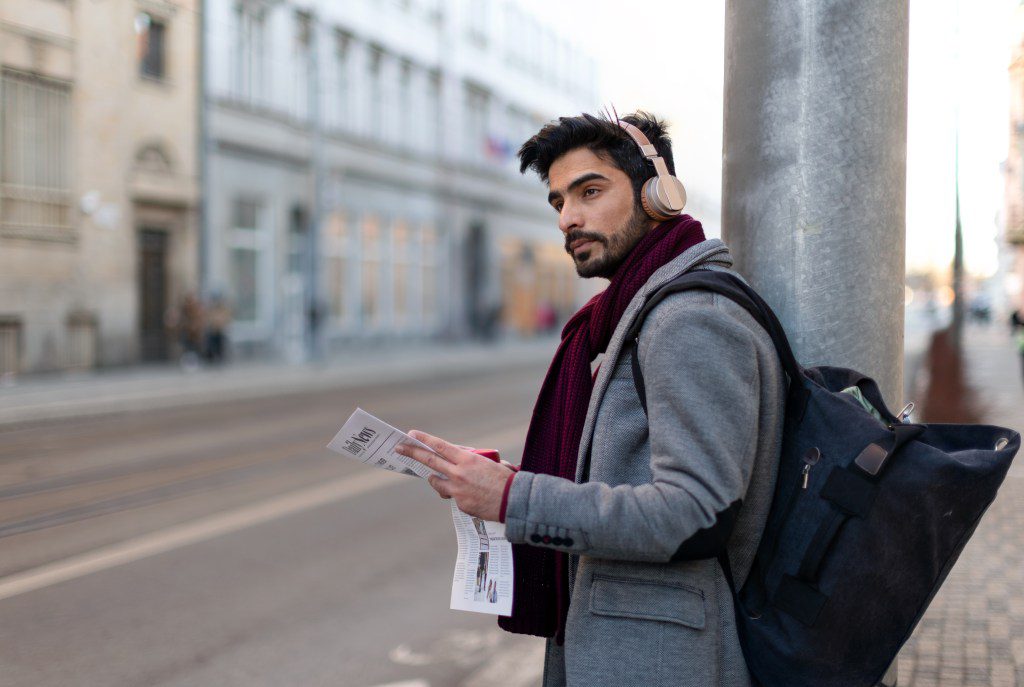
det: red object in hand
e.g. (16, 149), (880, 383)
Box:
(472, 449), (501, 462)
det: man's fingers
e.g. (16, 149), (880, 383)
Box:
(398, 440), (456, 477)
(428, 475), (454, 499)
(408, 430), (466, 464)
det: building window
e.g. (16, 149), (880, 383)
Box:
(392, 219), (412, 327)
(421, 223), (439, 326)
(334, 31), (352, 129)
(136, 13), (167, 80)
(425, 70), (441, 154)
(324, 210), (351, 323)
(463, 83), (489, 161)
(228, 197), (265, 324)
(0, 70), (72, 235)
(467, 0), (489, 46)
(233, 2), (267, 104)
(361, 214), (382, 327)
(294, 11), (312, 120)
(398, 60), (412, 148)
(367, 47), (384, 139)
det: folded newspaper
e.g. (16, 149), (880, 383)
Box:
(327, 408), (513, 616)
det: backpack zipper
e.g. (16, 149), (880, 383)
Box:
(765, 445), (823, 565)
(801, 446), (821, 489)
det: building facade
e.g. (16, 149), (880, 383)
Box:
(0, 0), (200, 376)
(203, 0), (598, 360)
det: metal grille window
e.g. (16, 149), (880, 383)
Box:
(0, 70), (72, 235)
(136, 13), (167, 80)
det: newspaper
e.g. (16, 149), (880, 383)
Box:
(449, 502), (513, 615)
(327, 408), (513, 616)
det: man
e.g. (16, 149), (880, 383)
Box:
(396, 112), (787, 686)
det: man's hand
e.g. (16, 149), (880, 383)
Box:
(396, 430), (514, 522)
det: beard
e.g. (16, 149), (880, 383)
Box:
(565, 204), (651, 279)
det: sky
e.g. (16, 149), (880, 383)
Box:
(519, 0), (1018, 279)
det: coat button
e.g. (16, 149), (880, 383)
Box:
(552, 537), (564, 546)
(564, 537), (574, 546)
(530, 534), (542, 543)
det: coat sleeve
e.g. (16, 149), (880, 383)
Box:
(502, 295), (765, 562)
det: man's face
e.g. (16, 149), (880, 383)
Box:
(547, 148), (655, 279)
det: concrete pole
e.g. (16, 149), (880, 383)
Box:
(722, 0), (910, 407)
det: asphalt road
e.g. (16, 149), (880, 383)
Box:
(0, 363), (550, 687)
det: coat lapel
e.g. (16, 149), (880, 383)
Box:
(574, 239), (733, 483)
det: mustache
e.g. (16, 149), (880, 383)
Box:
(564, 231), (607, 254)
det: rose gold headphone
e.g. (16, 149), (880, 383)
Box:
(616, 120), (687, 221)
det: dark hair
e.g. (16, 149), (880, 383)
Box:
(517, 111), (674, 204)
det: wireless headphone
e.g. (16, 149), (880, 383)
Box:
(616, 120), (687, 221)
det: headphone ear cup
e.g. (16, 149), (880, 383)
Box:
(641, 177), (686, 221)
(640, 179), (664, 221)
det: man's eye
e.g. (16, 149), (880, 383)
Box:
(554, 203), (563, 213)
(583, 188), (599, 197)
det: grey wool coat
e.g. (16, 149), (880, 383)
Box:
(502, 239), (788, 687)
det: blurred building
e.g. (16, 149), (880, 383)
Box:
(0, 0), (200, 375)
(202, 0), (598, 360)
(1004, 5), (1024, 316)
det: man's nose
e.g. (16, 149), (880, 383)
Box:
(558, 201), (582, 235)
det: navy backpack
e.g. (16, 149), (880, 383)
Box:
(627, 269), (1020, 687)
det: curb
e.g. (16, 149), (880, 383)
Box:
(0, 340), (557, 429)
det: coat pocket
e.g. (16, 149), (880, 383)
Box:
(590, 574), (706, 630)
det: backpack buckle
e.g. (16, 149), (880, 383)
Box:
(853, 443), (889, 476)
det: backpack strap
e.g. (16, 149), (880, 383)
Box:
(626, 269), (808, 421)
(624, 269), (808, 628)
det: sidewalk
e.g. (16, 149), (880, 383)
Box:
(0, 337), (559, 428)
(899, 322), (1024, 687)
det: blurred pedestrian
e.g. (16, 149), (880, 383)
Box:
(176, 293), (204, 371)
(536, 300), (557, 334)
(395, 111), (786, 686)
(1012, 307), (1024, 387)
(204, 295), (231, 364)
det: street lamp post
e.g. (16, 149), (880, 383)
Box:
(722, 0), (910, 407)
(723, 1), (910, 680)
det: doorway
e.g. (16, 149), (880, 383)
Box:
(138, 228), (169, 361)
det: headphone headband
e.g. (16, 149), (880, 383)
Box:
(615, 119), (686, 220)
(616, 120), (657, 156)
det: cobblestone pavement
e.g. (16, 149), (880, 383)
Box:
(898, 323), (1024, 687)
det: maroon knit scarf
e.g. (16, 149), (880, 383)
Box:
(498, 214), (706, 642)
